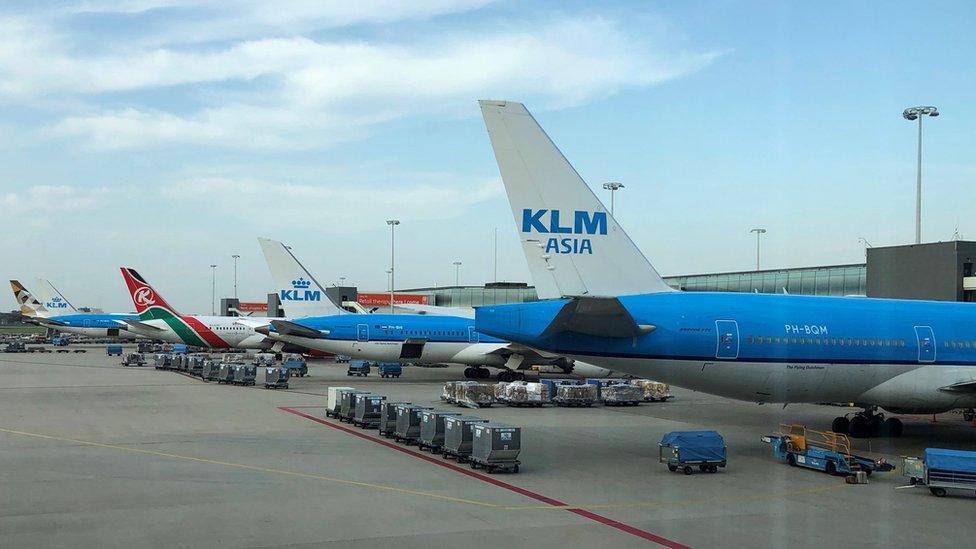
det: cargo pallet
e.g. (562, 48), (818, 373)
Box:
(469, 456), (520, 474)
(232, 381), (256, 387)
(553, 400), (594, 407)
(506, 402), (544, 408)
(352, 420), (379, 429)
(603, 401), (641, 407)
(440, 449), (469, 463)
(417, 442), (443, 453)
(392, 435), (420, 445)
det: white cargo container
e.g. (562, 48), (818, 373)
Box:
(327, 386), (356, 418)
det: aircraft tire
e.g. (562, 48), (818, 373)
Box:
(831, 416), (850, 434)
(463, 367), (476, 379)
(867, 415), (884, 437)
(497, 370), (515, 383)
(849, 415), (869, 438)
(883, 417), (903, 438)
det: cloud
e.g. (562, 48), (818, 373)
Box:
(34, 16), (719, 150)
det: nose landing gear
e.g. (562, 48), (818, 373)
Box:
(831, 409), (902, 438)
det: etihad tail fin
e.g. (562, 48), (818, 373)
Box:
(258, 237), (345, 318)
(479, 100), (673, 298)
(119, 267), (181, 319)
(33, 279), (78, 314)
(10, 280), (50, 318)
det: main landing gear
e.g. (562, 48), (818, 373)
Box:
(831, 408), (903, 438)
(463, 367), (491, 379)
(495, 369), (525, 383)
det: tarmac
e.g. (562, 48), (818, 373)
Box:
(2, 346), (975, 548)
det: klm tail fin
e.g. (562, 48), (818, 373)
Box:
(257, 237), (345, 318)
(479, 100), (673, 298)
(119, 267), (181, 318)
(10, 280), (50, 318)
(33, 279), (78, 314)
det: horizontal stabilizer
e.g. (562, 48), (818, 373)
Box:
(398, 304), (475, 318)
(271, 319), (328, 339)
(542, 297), (654, 339)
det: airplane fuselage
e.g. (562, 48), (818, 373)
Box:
(42, 313), (142, 339)
(476, 291), (976, 413)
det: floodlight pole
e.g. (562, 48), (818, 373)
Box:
(386, 220), (400, 314)
(903, 106), (939, 244)
(750, 228), (766, 271)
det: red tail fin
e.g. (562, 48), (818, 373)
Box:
(120, 267), (179, 316)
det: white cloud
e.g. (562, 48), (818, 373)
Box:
(34, 16), (719, 150)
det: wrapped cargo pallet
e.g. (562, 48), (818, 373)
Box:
(455, 382), (496, 408)
(493, 382), (510, 403)
(504, 381), (548, 407)
(602, 383), (643, 406)
(441, 381), (459, 403)
(554, 384), (597, 407)
(630, 379), (673, 402)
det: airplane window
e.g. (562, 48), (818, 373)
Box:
(815, 338), (821, 345)
(747, 336), (754, 344)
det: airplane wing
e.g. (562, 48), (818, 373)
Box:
(541, 296), (655, 338)
(939, 380), (976, 393)
(270, 319), (329, 339)
(118, 319), (165, 332)
(397, 304), (475, 318)
(484, 343), (572, 371)
(234, 318), (271, 329)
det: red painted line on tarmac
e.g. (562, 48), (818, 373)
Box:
(279, 406), (688, 548)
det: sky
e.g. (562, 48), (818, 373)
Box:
(2, 0), (974, 313)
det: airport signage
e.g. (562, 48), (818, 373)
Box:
(357, 293), (429, 306)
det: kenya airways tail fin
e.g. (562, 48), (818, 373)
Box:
(479, 100), (673, 299)
(120, 267), (181, 320)
(258, 237), (345, 318)
(10, 280), (50, 318)
(33, 279), (78, 314)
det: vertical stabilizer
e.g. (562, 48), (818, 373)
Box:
(119, 267), (181, 319)
(479, 100), (673, 298)
(33, 279), (79, 314)
(258, 237), (345, 318)
(10, 280), (50, 318)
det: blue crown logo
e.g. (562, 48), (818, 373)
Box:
(291, 277), (311, 289)
(51, 297), (62, 302)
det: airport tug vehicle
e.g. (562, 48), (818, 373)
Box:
(763, 425), (893, 480)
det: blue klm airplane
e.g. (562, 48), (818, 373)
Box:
(473, 100), (976, 438)
(10, 280), (140, 339)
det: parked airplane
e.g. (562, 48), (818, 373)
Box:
(256, 237), (614, 380)
(474, 99), (976, 438)
(9, 280), (141, 339)
(119, 268), (269, 349)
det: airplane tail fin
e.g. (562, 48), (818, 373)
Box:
(119, 267), (180, 319)
(258, 237), (345, 318)
(33, 279), (79, 314)
(10, 280), (50, 318)
(479, 100), (673, 298)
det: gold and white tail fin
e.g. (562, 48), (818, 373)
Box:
(479, 100), (673, 299)
(10, 280), (51, 318)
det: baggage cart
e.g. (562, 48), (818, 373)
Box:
(553, 384), (597, 407)
(154, 353), (173, 370)
(281, 354), (307, 377)
(660, 430), (727, 475)
(418, 410), (462, 452)
(540, 379), (580, 401)
(120, 353), (146, 367)
(393, 404), (432, 444)
(326, 386), (356, 418)
(217, 363), (236, 384)
(106, 344), (124, 356)
(353, 394), (387, 428)
(232, 364), (257, 386)
(503, 381), (547, 407)
(470, 422), (521, 473)
(585, 378), (628, 402)
(339, 390), (370, 422)
(347, 360), (371, 377)
(264, 366), (290, 389)
(441, 416), (488, 462)
(202, 359), (221, 381)
(378, 401), (410, 437)
(903, 448), (976, 497)
(378, 362), (402, 378)
(630, 379), (674, 402)
(187, 355), (205, 376)
(602, 383), (643, 406)
(441, 381), (459, 403)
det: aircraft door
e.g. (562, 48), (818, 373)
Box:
(914, 326), (936, 363)
(468, 326), (479, 344)
(715, 320), (739, 359)
(357, 324), (369, 342)
(84, 319), (92, 328)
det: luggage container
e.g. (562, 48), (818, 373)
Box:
(232, 364), (257, 386)
(378, 362), (402, 378)
(172, 344), (188, 354)
(187, 355), (206, 376)
(393, 404), (432, 444)
(418, 410), (462, 452)
(339, 390), (370, 422)
(281, 354), (308, 377)
(503, 381), (547, 407)
(106, 344), (124, 356)
(602, 383), (643, 406)
(326, 386), (356, 418)
(378, 401), (410, 437)
(470, 423), (521, 473)
(585, 378), (628, 401)
(264, 366), (290, 389)
(455, 382), (495, 408)
(553, 384), (597, 407)
(154, 353), (173, 370)
(202, 359), (221, 381)
(353, 394), (387, 428)
(903, 448), (976, 497)
(347, 360), (371, 377)
(217, 363), (236, 384)
(441, 416), (489, 462)
(660, 431), (727, 475)
(539, 379), (580, 401)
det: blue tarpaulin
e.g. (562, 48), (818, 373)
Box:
(660, 431), (726, 462)
(925, 448), (976, 473)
